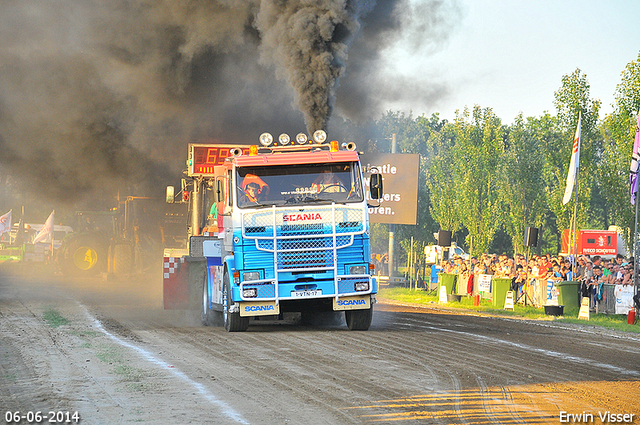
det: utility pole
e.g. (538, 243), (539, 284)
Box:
(388, 133), (396, 277)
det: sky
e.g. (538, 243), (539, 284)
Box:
(381, 0), (640, 124)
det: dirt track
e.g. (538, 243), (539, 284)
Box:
(1, 268), (639, 424)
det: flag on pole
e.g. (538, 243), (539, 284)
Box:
(562, 112), (582, 205)
(630, 107), (640, 205)
(33, 210), (54, 244)
(0, 210), (11, 236)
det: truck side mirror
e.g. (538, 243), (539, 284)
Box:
(166, 186), (175, 204)
(369, 173), (383, 200)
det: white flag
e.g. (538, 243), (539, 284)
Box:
(33, 210), (54, 244)
(0, 210), (11, 235)
(562, 112), (581, 205)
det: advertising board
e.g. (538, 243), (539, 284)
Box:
(360, 153), (420, 225)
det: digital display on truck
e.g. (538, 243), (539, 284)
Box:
(189, 145), (250, 176)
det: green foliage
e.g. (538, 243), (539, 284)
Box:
(598, 51), (640, 249)
(447, 106), (504, 254)
(499, 114), (546, 254)
(367, 51), (640, 258)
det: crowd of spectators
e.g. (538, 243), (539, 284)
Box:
(437, 252), (636, 307)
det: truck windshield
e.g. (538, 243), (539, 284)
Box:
(236, 162), (363, 208)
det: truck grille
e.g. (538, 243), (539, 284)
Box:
(277, 250), (333, 270)
(242, 205), (366, 273)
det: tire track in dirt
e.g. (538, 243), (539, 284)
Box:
(0, 300), (125, 418)
(140, 325), (390, 423)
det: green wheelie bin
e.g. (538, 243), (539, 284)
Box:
(492, 278), (512, 308)
(556, 281), (581, 316)
(438, 273), (457, 294)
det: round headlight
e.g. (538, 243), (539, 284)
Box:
(259, 132), (273, 146)
(296, 133), (308, 144)
(279, 133), (291, 145)
(313, 130), (327, 144)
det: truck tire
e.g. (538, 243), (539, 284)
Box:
(223, 271), (249, 332)
(112, 243), (133, 276)
(62, 235), (106, 276)
(202, 278), (217, 326)
(345, 305), (373, 331)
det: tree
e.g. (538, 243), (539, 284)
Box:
(448, 106), (504, 254)
(427, 120), (461, 237)
(599, 51), (640, 248)
(499, 114), (546, 254)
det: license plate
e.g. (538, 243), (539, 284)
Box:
(291, 290), (322, 298)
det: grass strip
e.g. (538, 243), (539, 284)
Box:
(379, 287), (640, 333)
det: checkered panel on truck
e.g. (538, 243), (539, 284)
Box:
(243, 210), (275, 238)
(247, 282), (276, 299)
(338, 277), (370, 295)
(334, 208), (365, 233)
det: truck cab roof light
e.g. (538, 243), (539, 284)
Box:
(330, 140), (339, 152)
(313, 130), (327, 144)
(259, 132), (273, 146)
(296, 133), (308, 144)
(279, 133), (291, 145)
(249, 145), (258, 156)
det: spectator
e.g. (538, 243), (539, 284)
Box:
(482, 255), (494, 275)
(474, 256), (488, 275)
(512, 264), (527, 298)
(602, 259), (614, 280)
(622, 265), (634, 286)
(574, 257), (586, 281)
(529, 257), (539, 279)
(550, 262), (565, 281)
(563, 259), (573, 279)
(536, 256), (549, 280)
(588, 265), (605, 308)
(592, 255), (604, 271)
(381, 253), (389, 275)
(580, 258), (594, 298)
(543, 254), (553, 271)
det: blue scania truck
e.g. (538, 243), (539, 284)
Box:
(163, 131), (383, 331)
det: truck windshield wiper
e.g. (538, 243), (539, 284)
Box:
(300, 198), (333, 204)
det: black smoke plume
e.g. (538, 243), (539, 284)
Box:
(0, 0), (461, 210)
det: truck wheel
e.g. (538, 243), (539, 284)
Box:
(223, 272), (249, 332)
(63, 237), (106, 276)
(112, 243), (133, 276)
(345, 305), (373, 331)
(202, 278), (217, 326)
